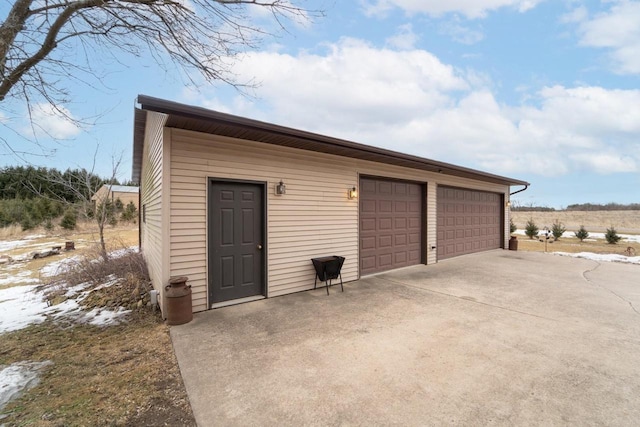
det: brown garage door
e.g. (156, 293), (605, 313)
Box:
(437, 186), (503, 260)
(360, 177), (423, 276)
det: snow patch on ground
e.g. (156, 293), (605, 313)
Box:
(0, 234), (49, 253)
(38, 255), (82, 278)
(0, 360), (53, 411)
(0, 270), (39, 287)
(553, 252), (640, 265)
(0, 280), (130, 334)
(109, 246), (139, 259)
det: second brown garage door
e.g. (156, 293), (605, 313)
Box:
(437, 186), (503, 260)
(360, 177), (424, 276)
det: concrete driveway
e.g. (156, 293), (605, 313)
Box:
(170, 251), (640, 426)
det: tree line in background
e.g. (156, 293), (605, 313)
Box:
(512, 203), (640, 212)
(0, 165), (138, 231)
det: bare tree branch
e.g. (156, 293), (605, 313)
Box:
(0, 0), (323, 155)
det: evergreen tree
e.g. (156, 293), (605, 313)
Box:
(574, 226), (589, 242)
(605, 227), (622, 244)
(525, 219), (539, 239)
(551, 220), (566, 240)
(510, 218), (517, 234)
(60, 209), (77, 230)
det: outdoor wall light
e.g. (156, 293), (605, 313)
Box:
(348, 186), (357, 200)
(506, 201), (511, 208)
(275, 180), (286, 195)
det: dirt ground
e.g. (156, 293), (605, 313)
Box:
(511, 210), (640, 234)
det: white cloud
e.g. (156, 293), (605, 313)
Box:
(361, 0), (545, 19)
(25, 103), (81, 139)
(576, 1), (640, 74)
(385, 24), (419, 50)
(191, 38), (640, 178)
(559, 5), (588, 24)
(439, 18), (485, 44)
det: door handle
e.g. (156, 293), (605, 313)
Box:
(257, 244), (263, 250)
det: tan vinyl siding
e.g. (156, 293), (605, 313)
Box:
(170, 129), (358, 310)
(111, 191), (139, 209)
(168, 128), (511, 312)
(139, 112), (168, 308)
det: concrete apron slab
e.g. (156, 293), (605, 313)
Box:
(170, 250), (640, 426)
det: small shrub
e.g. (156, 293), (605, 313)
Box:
(510, 218), (517, 234)
(59, 246), (149, 287)
(551, 220), (566, 240)
(605, 227), (622, 244)
(60, 209), (77, 230)
(44, 219), (54, 231)
(524, 219), (539, 239)
(120, 201), (137, 222)
(21, 215), (35, 231)
(574, 225), (589, 242)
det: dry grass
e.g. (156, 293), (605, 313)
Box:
(0, 313), (195, 426)
(515, 234), (640, 255)
(1, 224), (140, 289)
(511, 210), (640, 234)
(511, 210), (640, 255)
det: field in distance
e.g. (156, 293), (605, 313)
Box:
(510, 210), (640, 234)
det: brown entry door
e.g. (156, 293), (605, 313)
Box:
(208, 181), (265, 304)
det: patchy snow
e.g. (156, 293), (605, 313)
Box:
(109, 246), (139, 259)
(513, 229), (640, 242)
(0, 234), (48, 253)
(22, 234), (46, 240)
(0, 241), (138, 334)
(0, 280), (130, 334)
(554, 252), (640, 265)
(0, 270), (39, 287)
(80, 307), (131, 326)
(0, 285), (50, 333)
(38, 255), (82, 278)
(0, 360), (53, 411)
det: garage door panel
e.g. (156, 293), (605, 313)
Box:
(379, 182), (392, 194)
(394, 252), (407, 263)
(360, 177), (424, 276)
(361, 255), (376, 271)
(394, 183), (407, 194)
(361, 236), (376, 250)
(395, 234), (407, 245)
(379, 253), (392, 267)
(437, 186), (502, 260)
(361, 200), (377, 213)
(379, 235), (393, 247)
(361, 218), (377, 231)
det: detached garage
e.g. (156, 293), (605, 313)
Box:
(132, 95), (529, 313)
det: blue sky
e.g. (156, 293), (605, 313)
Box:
(1, 0), (639, 208)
